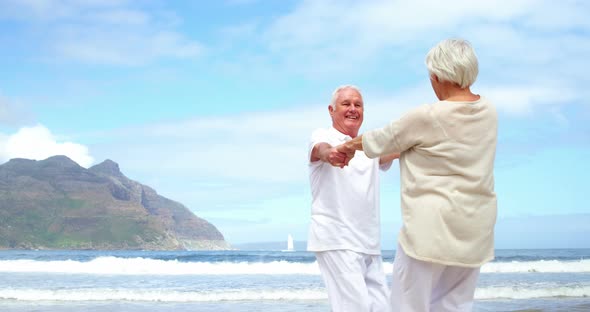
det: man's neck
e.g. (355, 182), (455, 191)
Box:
(332, 126), (358, 138)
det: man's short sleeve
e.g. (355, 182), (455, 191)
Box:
(308, 128), (329, 164)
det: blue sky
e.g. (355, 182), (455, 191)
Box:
(0, 0), (589, 249)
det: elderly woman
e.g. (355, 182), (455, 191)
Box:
(338, 39), (497, 312)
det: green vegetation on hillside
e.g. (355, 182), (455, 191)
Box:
(0, 156), (229, 250)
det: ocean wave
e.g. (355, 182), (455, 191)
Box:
(481, 259), (590, 273)
(475, 285), (590, 300)
(1, 257), (589, 275)
(0, 288), (327, 302)
(0, 257), (321, 275)
(0, 286), (588, 302)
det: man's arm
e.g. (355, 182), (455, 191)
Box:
(311, 142), (348, 168)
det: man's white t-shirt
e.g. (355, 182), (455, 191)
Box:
(307, 127), (388, 255)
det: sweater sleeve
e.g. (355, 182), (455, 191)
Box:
(362, 105), (431, 158)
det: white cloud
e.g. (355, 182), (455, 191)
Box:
(0, 125), (94, 167)
(54, 29), (202, 66)
(522, 1), (590, 31)
(261, 0), (539, 76)
(254, 0), (590, 117)
(263, 0), (576, 57)
(485, 84), (577, 116)
(0, 0), (132, 22)
(91, 106), (328, 183)
(89, 9), (150, 26)
(0, 0), (202, 65)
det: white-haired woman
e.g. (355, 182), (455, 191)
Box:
(338, 39), (498, 312)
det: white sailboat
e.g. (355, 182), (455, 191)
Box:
(282, 234), (295, 252)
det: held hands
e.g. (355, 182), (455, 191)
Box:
(318, 136), (392, 168)
(324, 147), (349, 168)
(337, 143), (356, 166)
(325, 143), (356, 168)
(314, 139), (359, 168)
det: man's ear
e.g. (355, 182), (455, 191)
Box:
(431, 74), (439, 83)
(328, 105), (334, 117)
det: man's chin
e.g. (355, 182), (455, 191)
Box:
(345, 122), (361, 129)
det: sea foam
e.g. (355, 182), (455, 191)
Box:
(1, 257), (589, 275)
(0, 286), (588, 302)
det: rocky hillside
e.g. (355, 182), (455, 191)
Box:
(0, 156), (230, 250)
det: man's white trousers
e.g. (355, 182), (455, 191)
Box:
(316, 250), (390, 312)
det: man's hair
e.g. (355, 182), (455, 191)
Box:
(330, 85), (362, 108)
(425, 39), (479, 88)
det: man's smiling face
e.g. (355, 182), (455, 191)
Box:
(329, 87), (364, 138)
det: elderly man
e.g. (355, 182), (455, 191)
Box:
(338, 39), (498, 312)
(308, 85), (398, 312)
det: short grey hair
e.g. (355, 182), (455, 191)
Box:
(425, 39), (479, 88)
(329, 85), (362, 108)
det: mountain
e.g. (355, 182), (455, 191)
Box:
(0, 156), (230, 250)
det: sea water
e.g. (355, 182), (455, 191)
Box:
(0, 249), (589, 311)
